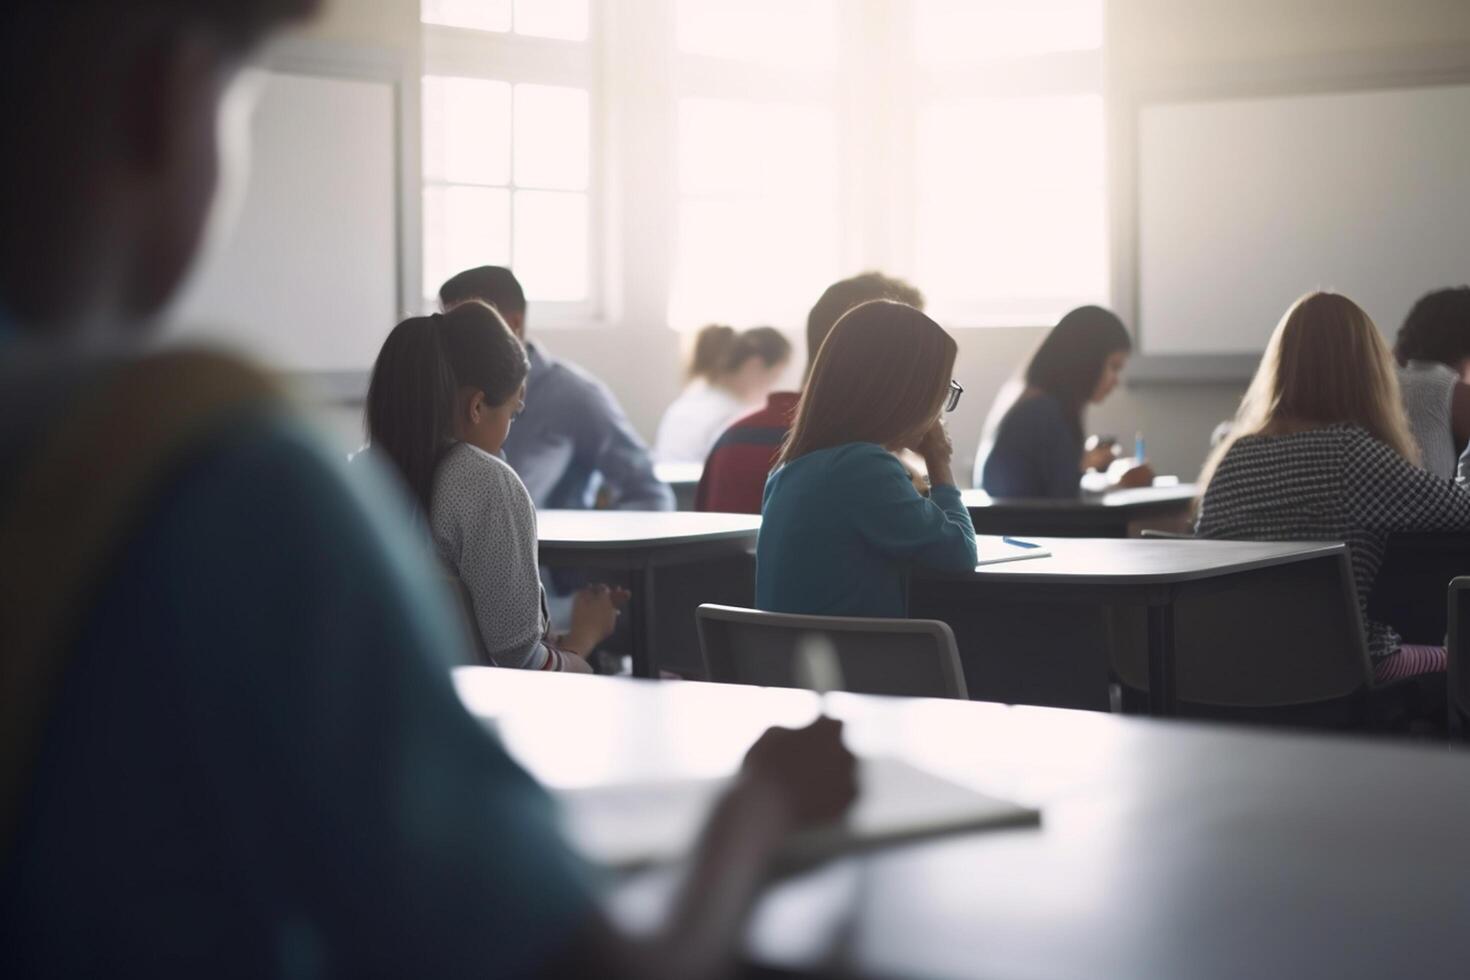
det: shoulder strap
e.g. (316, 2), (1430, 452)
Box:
(0, 349), (282, 854)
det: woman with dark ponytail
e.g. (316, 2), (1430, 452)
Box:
(366, 301), (626, 671)
(654, 324), (793, 463)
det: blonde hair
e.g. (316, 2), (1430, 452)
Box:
(1199, 291), (1419, 493)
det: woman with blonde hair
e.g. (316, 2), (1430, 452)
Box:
(1197, 291), (1470, 683)
(654, 324), (793, 463)
(756, 300), (976, 617)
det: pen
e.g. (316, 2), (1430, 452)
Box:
(1002, 536), (1042, 549)
(1135, 431), (1146, 463)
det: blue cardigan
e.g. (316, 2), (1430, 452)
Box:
(981, 392), (1082, 499)
(756, 442), (978, 618)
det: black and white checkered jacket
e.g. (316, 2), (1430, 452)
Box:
(1196, 423), (1470, 662)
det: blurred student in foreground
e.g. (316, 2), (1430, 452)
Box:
(977, 306), (1154, 498)
(696, 272), (924, 513)
(655, 324), (792, 464)
(439, 265), (674, 511)
(0, 2), (855, 976)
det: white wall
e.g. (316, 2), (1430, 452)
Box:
(298, 0), (1470, 484)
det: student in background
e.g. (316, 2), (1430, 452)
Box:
(978, 306), (1154, 498)
(440, 266), (674, 511)
(0, 1), (857, 975)
(698, 272), (925, 513)
(757, 301), (976, 617)
(1393, 286), (1470, 481)
(365, 302), (628, 672)
(1197, 291), (1470, 685)
(655, 324), (792, 463)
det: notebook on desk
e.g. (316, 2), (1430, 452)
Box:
(974, 535), (1052, 566)
(554, 756), (1040, 871)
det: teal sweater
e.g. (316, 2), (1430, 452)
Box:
(757, 442), (978, 617)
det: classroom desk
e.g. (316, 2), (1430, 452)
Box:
(962, 484), (1198, 538)
(910, 536), (1346, 715)
(453, 669), (1470, 980)
(538, 511), (760, 678)
(654, 461), (704, 511)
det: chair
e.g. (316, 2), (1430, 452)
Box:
(1115, 541), (1405, 730)
(1448, 577), (1470, 738)
(696, 604), (968, 699)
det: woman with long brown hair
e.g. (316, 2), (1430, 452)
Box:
(756, 300), (976, 617)
(1197, 291), (1470, 684)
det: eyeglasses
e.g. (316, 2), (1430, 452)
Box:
(945, 379), (964, 413)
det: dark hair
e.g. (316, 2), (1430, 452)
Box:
(366, 301), (530, 512)
(1024, 306), (1132, 440)
(780, 301), (956, 465)
(1394, 287), (1470, 367)
(805, 272), (925, 380)
(440, 266), (528, 316)
(688, 325), (793, 382)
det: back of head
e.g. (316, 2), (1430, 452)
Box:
(0, 0), (321, 330)
(1394, 286), (1470, 368)
(1024, 306), (1132, 422)
(688, 325), (738, 382)
(1202, 291), (1417, 489)
(366, 301), (529, 512)
(439, 266), (527, 316)
(780, 301), (956, 465)
(805, 273), (925, 379)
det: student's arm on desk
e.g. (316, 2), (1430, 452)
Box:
(578, 378), (676, 511)
(851, 446), (978, 571)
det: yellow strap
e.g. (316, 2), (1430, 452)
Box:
(0, 349), (281, 853)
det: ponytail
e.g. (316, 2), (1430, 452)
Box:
(688, 324), (737, 382)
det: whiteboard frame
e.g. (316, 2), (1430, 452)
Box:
(253, 36), (421, 402)
(1117, 43), (1470, 384)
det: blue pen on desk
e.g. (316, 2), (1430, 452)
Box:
(1002, 536), (1042, 549)
(1135, 430), (1146, 463)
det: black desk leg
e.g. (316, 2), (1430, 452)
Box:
(1146, 602), (1177, 717)
(628, 563), (657, 679)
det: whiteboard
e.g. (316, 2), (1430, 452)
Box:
(1138, 83), (1470, 359)
(167, 69), (399, 373)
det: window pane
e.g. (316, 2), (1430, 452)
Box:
(422, 0), (511, 33)
(916, 0), (1103, 66)
(673, 99), (840, 329)
(916, 94), (1106, 323)
(513, 190), (589, 302)
(513, 84), (590, 190)
(676, 0), (837, 69)
(423, 76), (511, 185)
(423, 185), (511, 303)
(514, 0), (589, 40)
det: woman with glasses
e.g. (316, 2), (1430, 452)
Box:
(977, 305), (1154, 498)
(364, 300), (626, 671)
(756, 300), (977, 618)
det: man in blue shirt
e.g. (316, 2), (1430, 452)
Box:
(0, 2), (854, 976)
(439, 266), (674, 511)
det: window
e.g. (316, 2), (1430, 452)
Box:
(669, 0), (842, 330)
(912, 0), (1107, 325)
(419, 2), (594, 311)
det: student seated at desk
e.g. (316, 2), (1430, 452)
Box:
(654, 324), (792, 464)
(757, 301), (977, 617)
(365, 301), (627, 672)
(697, 271), (925, 513)
(977, 306), (1154, 498)
(1392, 286), (1470, 481)
(0, 2), (857, 974)
(440, 265), (673, 512)
(1197, 291), (1470, 684)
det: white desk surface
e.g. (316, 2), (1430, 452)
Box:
(962, 483), (1199, 510)
(654, 461), (704, 487)
(955, 536), (1344, 585)
(538, 510), (760, 549)
(452, 669), (1470, 980)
